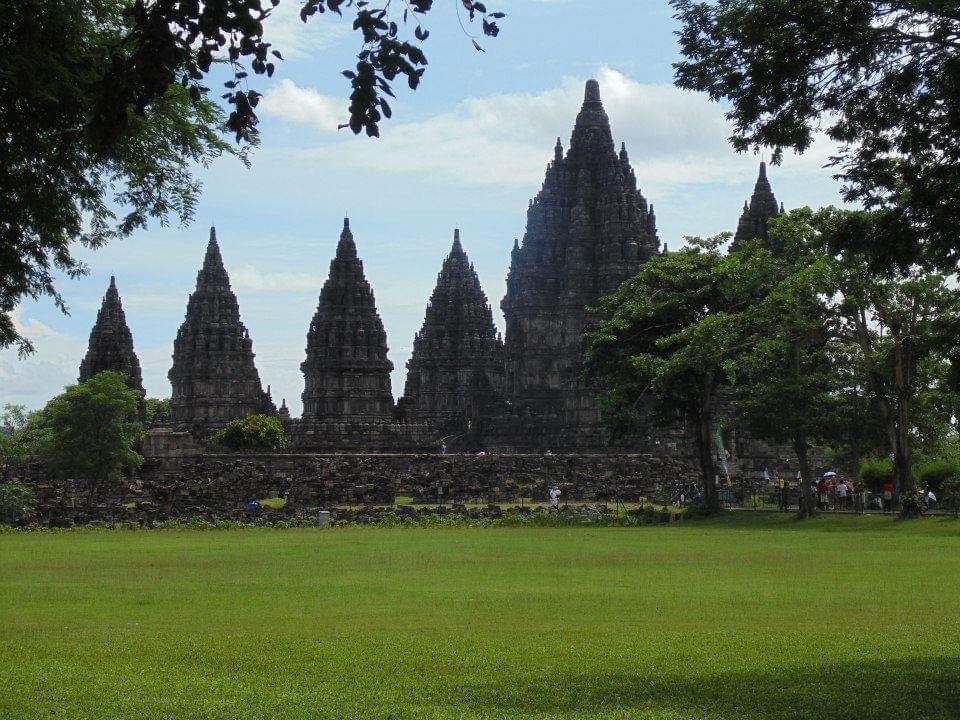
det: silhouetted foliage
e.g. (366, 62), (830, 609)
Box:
(2, 0), (503, 355)
(673, 1), (960, 269)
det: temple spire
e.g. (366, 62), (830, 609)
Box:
(301, 218), (394, 423)
(500, 78), (659, 450)
(168, 228), (274, 429)
(584, 78), (601, 104)
(732, 161), (783, 253)
(401, 230), (504, 430)
(79, 277), (146, 420)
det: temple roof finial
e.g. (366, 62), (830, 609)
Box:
(759, 160), (767, 179)
(584, 79), (601, 104)
(452, 228), (463, 252)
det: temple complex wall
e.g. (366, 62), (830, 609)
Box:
(17, 453), (703, 525)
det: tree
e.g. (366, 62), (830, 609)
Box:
(586, 235), (774, 513)
(0, 404), (50, 476)
(726, 211), (838, 518)
(819, 209), (960, 515)
(144, 398), (172, 428)
(673, 1), (960, 269)
(36, 371), (144, 505)
(212, 414), (286, 451)
(2, 1), (233, 355)
(3, 0), (503, 354)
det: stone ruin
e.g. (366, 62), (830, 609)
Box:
(73, 79), (794, 484)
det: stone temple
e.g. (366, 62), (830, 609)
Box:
(167, 228), (275, 430)
(80, 80), (789, 460)
(79, 276), (146, 421)
(498, 79), (659, 450)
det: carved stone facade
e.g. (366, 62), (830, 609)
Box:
(168, 228), (275, 428)
(399, 230), (505, 437)
(77, 79), (798, 470)
(731, 161), (784, 253)
(300, 218), (395, 421)
(79, 276), (146, 420)
(497, 79), (659, 450)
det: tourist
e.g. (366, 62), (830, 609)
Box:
(817, 478), (830, 510)
(854, 480), (866, 514)
(836, 479), (848, 510)
(882, 480), (896, 511)
(926, 488), (937, 508)
(779, 478), (789, 512)
(549, 485), (561, 508)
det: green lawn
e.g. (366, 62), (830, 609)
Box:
(1, 514), (958, 720)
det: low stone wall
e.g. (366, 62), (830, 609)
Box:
(14, 452), (701, 525)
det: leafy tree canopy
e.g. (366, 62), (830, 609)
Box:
(586, 235), (777, 512)
(2, 0), (503, 355)
(672, 0), (960, 269)
(144, 398), (172, 428)
(212, 414), (286, 451)
(724, 210), (839, 516)
(34, 371), (144, 498)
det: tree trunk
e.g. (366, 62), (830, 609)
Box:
(794, 430), (816, 519)
(695, 412), (720, 513)
(894, 409), (916, 518)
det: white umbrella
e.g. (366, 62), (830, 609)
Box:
(823, 471), (838, 478)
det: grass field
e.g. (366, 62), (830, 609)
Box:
(2, 514), (959, 720)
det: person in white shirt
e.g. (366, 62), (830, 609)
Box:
(837, 480), (848, 509)
(549, 485), (561, 508)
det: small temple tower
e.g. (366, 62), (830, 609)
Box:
(79, 276), (146, 420)
(499, 79), (660, 450)
(168, 227), (274, 428)
(731, 161), (783, 252)
(300, 218), (395, 421)
(400, 230), (504, 434)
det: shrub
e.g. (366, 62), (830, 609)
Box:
(860, 457), (894, 491)
(212, 414), (285, 451)
(913, 458), (958, 494)
(942, 476), (960, 518)
(899, 491), (925, 517)
(0, 482), (36, 525)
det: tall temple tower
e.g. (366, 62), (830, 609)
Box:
(300, 218), (395, 421)
(731, 161), (784, 252)
(168, 228), (274, 428)
(400, 229), (504, 435)
(79, 276), (146, 420)
(499, 79), (659, 450)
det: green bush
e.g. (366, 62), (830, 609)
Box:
(860, 457), (894, 491)
(900, 491), (925, 517)
(212, 414), (285, 451)
(0, 482), (36, 525)
(912, 458), (958, 493)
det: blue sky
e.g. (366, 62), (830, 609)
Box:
(1, 0), (848, 413)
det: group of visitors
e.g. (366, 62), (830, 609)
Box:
(812, 474), (866, 512)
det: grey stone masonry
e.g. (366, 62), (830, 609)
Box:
(498, 79), (659, 450)
(301, 217), (395, 421)
(731, 161), (784, 253)
(79, 276), (146, 420)
(168, 227), (275, 428)
(400, 229), (505, 436)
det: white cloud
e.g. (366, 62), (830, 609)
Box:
(0, 308), (86, 408)
(259, 66), (841, 199)
(262, 79), (347, 132)
(231, 264), (320, 293)
(262, 3), (351, 60)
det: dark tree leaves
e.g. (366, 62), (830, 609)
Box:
(672, 1), (960, 270)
